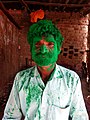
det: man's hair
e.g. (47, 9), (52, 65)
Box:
(27, 20), (64, 50)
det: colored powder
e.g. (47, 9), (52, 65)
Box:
(27, 20), (64, 67)
(26, 84), (42, 111)
(31, 35), (60, 66)
(27, 20), (64, 52)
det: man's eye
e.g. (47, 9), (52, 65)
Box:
(35, 44), (40, 48)
(48, 43), (54, 47)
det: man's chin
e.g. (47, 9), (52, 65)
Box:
(36, 63), (50, 67)
(35, 61), (51, 67)
(32, 57), (57, 66)
(35, 61), (55, 67)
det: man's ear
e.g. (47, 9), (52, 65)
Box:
(57, 48), (61, 54)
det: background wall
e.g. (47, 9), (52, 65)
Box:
(87, 18), (90, 82)
(45, 11), (88, 75)
(0, 9), (89, 105)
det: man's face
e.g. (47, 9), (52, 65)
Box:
(31, 35), (60, 66)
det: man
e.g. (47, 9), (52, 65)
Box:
(2, 20), (89, 120)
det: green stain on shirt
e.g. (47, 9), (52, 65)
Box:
(26, 84), (42, 111)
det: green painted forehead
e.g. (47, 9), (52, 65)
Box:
(33, 34), (56, 44)
(27, 20), (64, 49)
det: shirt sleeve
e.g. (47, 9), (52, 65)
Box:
(2, 74), (22, 120)
(69, 77), (89, 120)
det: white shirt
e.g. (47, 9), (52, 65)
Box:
(2, 64), (89, 120)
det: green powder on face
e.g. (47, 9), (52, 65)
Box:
(27, 20), (64, 53)
(40, 45), (49, 54)
(27, 20), (64, 67)
(31, 35), (60, 66)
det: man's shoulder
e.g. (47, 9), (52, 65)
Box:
(57, 64), (79, 76)
(14, 66), (35, 83)
(16, 66), (35, 77)
(57, 64), (80, 89)
(56, 64), (80, 83)
(14, 66), (36, 91)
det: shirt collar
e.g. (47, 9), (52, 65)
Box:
(34, 65), (41, 78)
(52, 64), (64, 79)
(34, 64), (63, 79)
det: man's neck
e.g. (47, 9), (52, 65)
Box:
(37, 63), (56, 84)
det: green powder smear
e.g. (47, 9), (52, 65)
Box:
(27, 20), (64, 50)
(26, 84), (42, 111)
(31, 35), (60, 66)
(27, 19), (64, 66)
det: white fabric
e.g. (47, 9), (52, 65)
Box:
(2, 64), (89, 120)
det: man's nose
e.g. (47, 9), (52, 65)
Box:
(40, 45), (48, 54)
